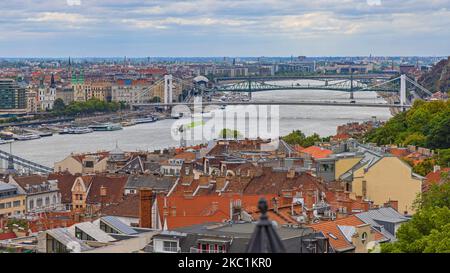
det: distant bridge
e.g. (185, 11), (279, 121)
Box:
(213, 73), (396, 83)
(0, 149), (53, 174)
(209, 74), (432, 96)
(131, 74), (431, 111)
(132, 101), (412, 109)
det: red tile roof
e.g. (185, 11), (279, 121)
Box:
(309, 215), (385, 251)
(300, 146), (333, 159)
(0, 232), (17, 240)
(100, 194), (140, 218)
(85, 175), (128, 205)
(47, 173), (79, 204)
(424, 168), (450, 191)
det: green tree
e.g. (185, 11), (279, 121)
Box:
(381, 183), (450, 253)
(403, 132), (427, 147)
(436, 148), (450, 168)
(412, 158), (435, 176)
(282, 130), (306, 146)
(150, 96), (161, 103)
(426, 114), (450, 149)
(53, 98), (66, 113)
(220, 128), (241, 139)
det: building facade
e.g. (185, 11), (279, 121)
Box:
(0, 182), (26, 218)
(0, 79), (26, 110)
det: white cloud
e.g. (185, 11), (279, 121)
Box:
(67, 0), (82, 6)
(26, 12), (92, 24)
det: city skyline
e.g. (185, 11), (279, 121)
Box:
(0, 0), (449, 57)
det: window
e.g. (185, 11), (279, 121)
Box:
(75, 227), (95, 241)
(100, 221), (118, 234)
(13, 200), (21, 207)
(361, 232), (368, 244)
(45, 197), (50, 206)
(163, 241), (178, 252)
(84, 161), (94, 168)
(36, 198), (43, 207)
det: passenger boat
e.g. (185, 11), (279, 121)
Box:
(120, 121), (136, 127)
(39, 131), (53, 137)
(15, 133), (41, 141)
(59, 127), (93, 134)
(133, 116), (158, 124)
(88, 123), (123, 131)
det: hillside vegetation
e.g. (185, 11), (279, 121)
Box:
(364, 100), (450, 149)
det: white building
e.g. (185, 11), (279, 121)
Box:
(38, 74), (56, 110)
(8, 175), (63, 213)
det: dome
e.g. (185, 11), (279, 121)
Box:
(193, 75), (209, 83)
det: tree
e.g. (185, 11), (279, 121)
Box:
(381, 206), (450, 253)
(436, 148), (450, 168)
(381, 183), (450, 253)
(403, 132), (426, 147)
(150, 96), (161, 103)
(53, 98), (66, 113)
(426, 113), (450, 149)
(412, 158), (435, 176)
(220, 128), (241, 139)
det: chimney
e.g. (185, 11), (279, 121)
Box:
(385, 200), (398, 211)
(100, 185), (107, 211)
(139, 188), (153, 228)
(215, 177), (226, 191)
(199, 175), (210, 186)
(171, 206), (177, 216)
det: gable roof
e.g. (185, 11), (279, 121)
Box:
(48, 173), (79, 203)
(11, 175), (48, 188)
(85, 175), (128, 205)
(125, 174), (175, 191)
(355, 207), (409, 242)
(309, 215), (386, 252)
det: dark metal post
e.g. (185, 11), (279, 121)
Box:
(246, 197), (286, 253)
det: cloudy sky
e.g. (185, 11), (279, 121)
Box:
(0, 0), (449, 57)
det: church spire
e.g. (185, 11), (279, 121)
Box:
(50, 73), (56, 88)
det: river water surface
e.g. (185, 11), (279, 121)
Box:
(1, 82), (391, 167)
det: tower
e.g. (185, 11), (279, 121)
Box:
(164, 74), (173, 104)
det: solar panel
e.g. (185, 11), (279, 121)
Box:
(101, 216), (138, 235)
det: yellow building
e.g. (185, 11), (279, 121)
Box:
(54, 153), (109, 175)
(338, 156), (423, 215)
(88, 82), (111, 101)
(71, 177), (90, 212)
(0, 182), (26, 218)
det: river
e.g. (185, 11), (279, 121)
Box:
(0, 83), (391, 167)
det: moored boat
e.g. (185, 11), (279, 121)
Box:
(133, 116), (158, 124)
(88, 123), (123, 131)
(15, 133), (41, 141)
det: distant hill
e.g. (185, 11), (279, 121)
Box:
(418, 57), (450, 93)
